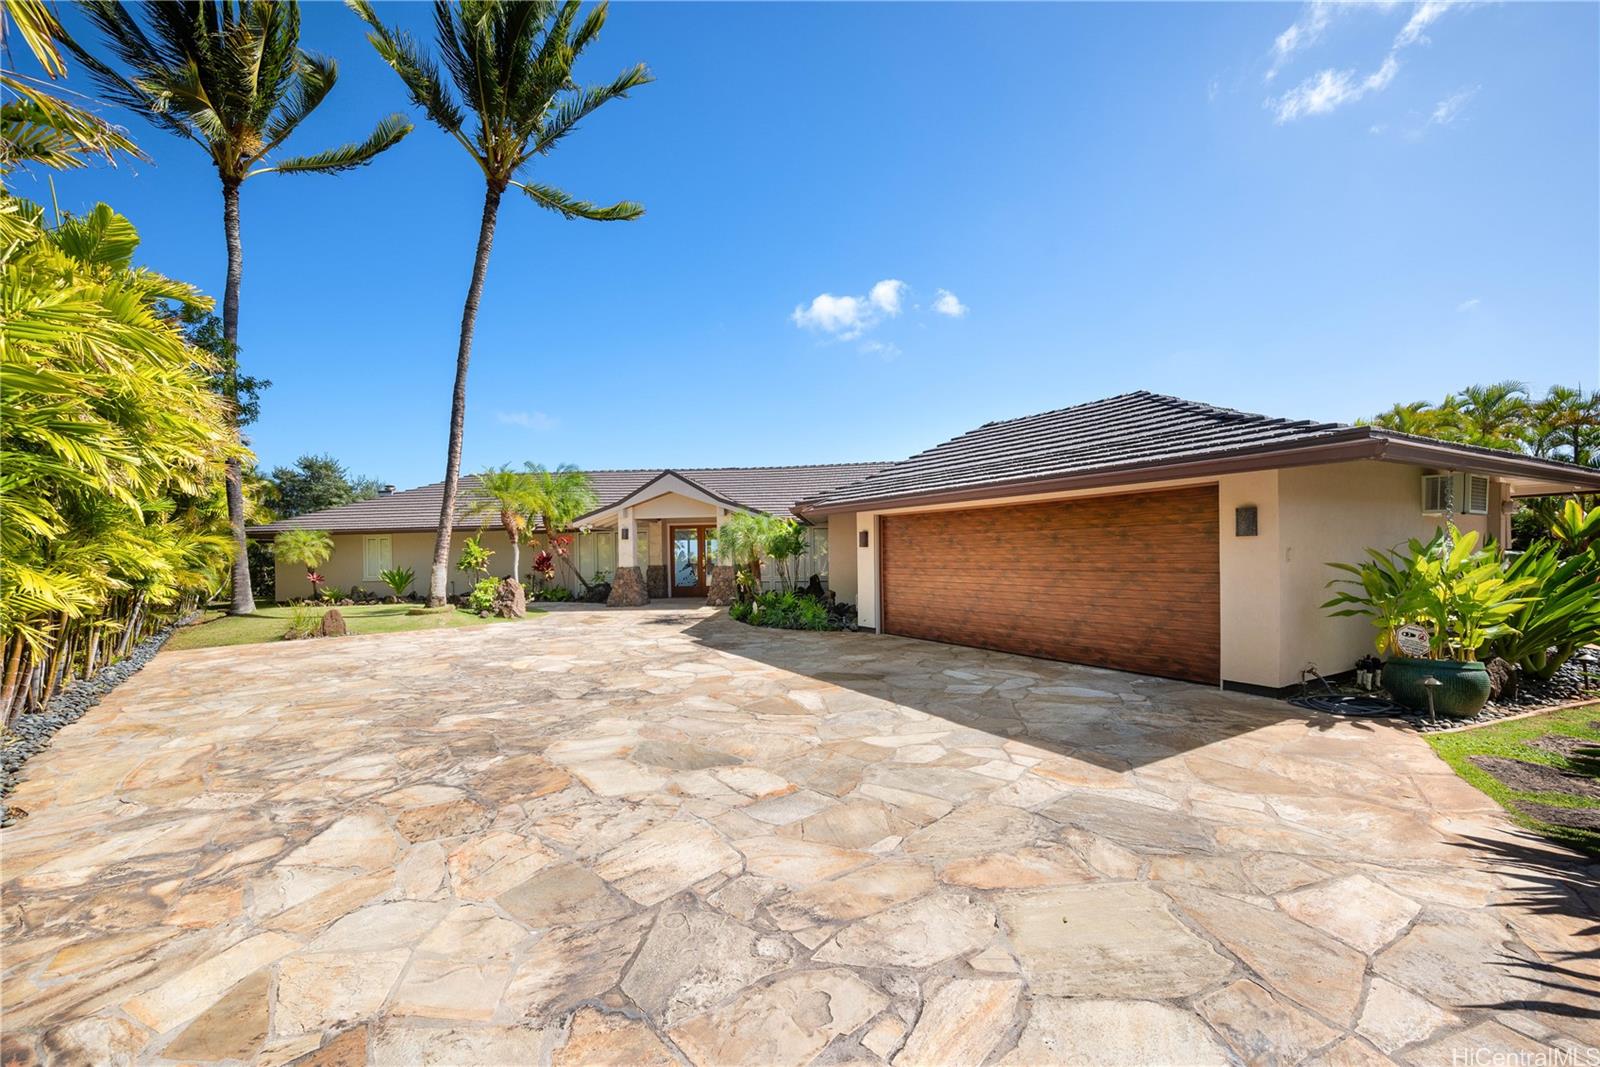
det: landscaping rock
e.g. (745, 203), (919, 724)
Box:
(317, 609), (349, 638)
(1485, 658), (1516, 701)
(490, 578), (526, 619)
(0, 612), (196, 825)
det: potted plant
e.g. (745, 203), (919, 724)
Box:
(1324, 526), (1533, 718)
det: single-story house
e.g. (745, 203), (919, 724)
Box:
(254, 391), (1600, 694)
(249, 463), (889, 604)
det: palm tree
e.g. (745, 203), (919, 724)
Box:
(350, 0), (650, 605)
(522, 464), (597, 587)
(273, 529), (333, 600)
(1362, 401), (1438, 437)
(67, 1), (412, 615)
(472, 466), (534, 579)
(1453, 380), (1530, 451)
(1529, 385), (1600, 466)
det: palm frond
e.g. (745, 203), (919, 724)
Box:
(514, 180), (643, 221)
(253, 113), (412, 176)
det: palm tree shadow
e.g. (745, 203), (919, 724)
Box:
(683, 614), (1362, 770)
(1449, 830), (1600, 1021)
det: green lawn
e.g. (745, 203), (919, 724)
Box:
(1426, 703), (1600, 856)
(164, 603), (542, 651)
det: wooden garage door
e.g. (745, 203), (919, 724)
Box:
(879, 485), (1220, 684)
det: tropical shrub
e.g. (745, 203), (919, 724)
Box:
(458, 536), (494, 578)
(283, 602), (323, 640)
(274, 529), (334, 601)
(1488, 543), (1600, 680)
(2, 195), (237, 721)
(717, 513), (814, 598)
(466, 577), (499, 613)
(534, 586), (574, 603)
(1324, 526), (1535, 662)
(379, 566), (415, 600)
(734, 592), (836, 632)
(318, 586), (345, 604)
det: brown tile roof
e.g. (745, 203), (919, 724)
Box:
(801, 391), (1600, 512)
(249, 463), (891, 535)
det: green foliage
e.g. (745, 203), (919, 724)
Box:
(466, 576), (499, 613)
(317, 585), (345, 604)
(1488, 542), (1600, 680)
(735, 592), (833, 631)
(1360, 380), (1600, 465)
(1550, 499), (1600, 555)
(717, 513), (813, 596)
(273, 529), (334, 571)
(1324, 526), (1535, 662)
(474, 466), (535, 545)
(458, 535), (494, 576)
(178, 308), (270, 428)
(270, 454), (383, 518)
(532, 585), (573, 603)
(379, 566), (415, 600)
(348, 0), (649, 212)
(284, 602), (323, 640)
(1, 197), (236, 656)
(67, 2), (410, 185)
(1, 0), (146, 173)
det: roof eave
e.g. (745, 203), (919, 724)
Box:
(798, 434), (1383, 515)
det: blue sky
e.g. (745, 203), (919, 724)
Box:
(29, 1), (1600, 488)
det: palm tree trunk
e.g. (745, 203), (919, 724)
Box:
(427, 183), (504, 606)
(221, 179), (257, 616)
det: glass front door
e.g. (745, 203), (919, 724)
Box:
(670, 525), (716, 596)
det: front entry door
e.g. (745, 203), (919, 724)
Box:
(669, 525), (717, 597)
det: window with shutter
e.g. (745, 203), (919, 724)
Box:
(363, 536), (392, 581)
(1465, 475), (1490, 515)
(1421, 474), (1453, 514)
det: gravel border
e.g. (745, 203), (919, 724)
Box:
(1, 612), (197, 826)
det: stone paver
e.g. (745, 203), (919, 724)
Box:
(2, 606), (1595, 1064)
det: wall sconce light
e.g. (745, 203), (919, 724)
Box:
(858, 530), (870, 548)
(620, 527), (629, 540)
(1235, 505), (1258, 537)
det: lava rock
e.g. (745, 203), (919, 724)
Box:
(491, 577), (526, 619)
(317, 609), (349, 638)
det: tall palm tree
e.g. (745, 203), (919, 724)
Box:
(67, 1), (412, 615)
(1453, 380), (1530, 451)
(350, 0), (650, 605)
(523, 464), (597, 587)
(472, 466), (535, 579)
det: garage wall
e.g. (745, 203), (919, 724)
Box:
(1274, 460), (1494, 688)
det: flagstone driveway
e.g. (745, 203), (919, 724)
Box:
(2, 605), (1596, 1065)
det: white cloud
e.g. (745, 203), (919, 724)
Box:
(1266, 0), (1337, 82)
(931, 289), (968, 318)
(1272, 54), (1397, 122)
(1457, 298), (1480, 312)
(497, 410), (557, 431)
(869, 279), (906, 316)
(792, 278), (964, 345)
(1430, 85), (1477, 126)
(1266, 1), (1469, 124)
(791, 292), (871, 339)
(860, 339), (901, 361)
(1395, 0), (1459, 48)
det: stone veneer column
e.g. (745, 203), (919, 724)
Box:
(607, 506), (650, 607)
(705, 565), (736, 606)
(607, 566), (650, 607)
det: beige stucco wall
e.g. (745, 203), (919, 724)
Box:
(1272, 460), (1491, 689)
(271, 527), (625, 602)
(827, 515), (858, 604)
(846, 460), (1502, 690)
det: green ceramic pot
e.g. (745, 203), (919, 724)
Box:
(1381, 657), (1491, 719)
